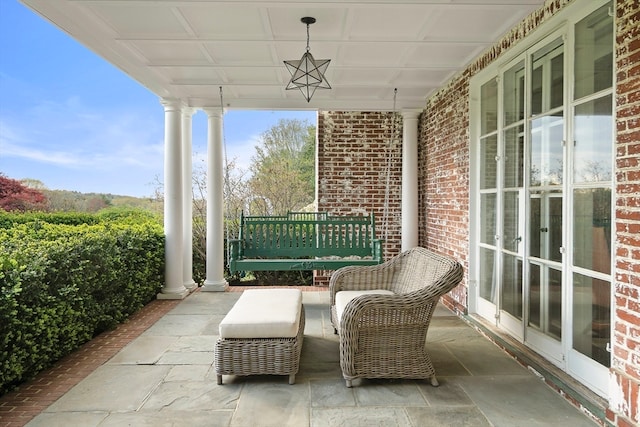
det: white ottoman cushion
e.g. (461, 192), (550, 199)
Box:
(335, 289), (394, 327)
(219, 289), (302, 339)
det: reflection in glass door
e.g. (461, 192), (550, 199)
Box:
(528, 192), (563, 342)
(525, 36), (565, 363)
(476, 77), (499, 320)
(572, 110), (612, 369)
(568, 2), (614, 393)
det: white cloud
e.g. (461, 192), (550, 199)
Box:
(1, 97), (164, 172)
(191, 134), (260, 179)
(225, 134), (260, 173)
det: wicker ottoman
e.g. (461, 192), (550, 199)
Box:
(215, 289), (305, 385)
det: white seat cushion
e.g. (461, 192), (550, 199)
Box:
(335, 289), (394, 327)
(219, 289), (302, 339)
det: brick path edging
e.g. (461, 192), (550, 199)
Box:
(0, 298), (181, 427)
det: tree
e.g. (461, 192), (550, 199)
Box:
(85, 195), (111, 212)
(154, 118), (316, 283)
(20, 178), (47, 190)
(248, 119), (316, 215)
(189, 156), (250, 282)
(45, 190), (79, 212)
(0, 174), (49, 212)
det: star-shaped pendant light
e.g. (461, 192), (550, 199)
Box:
(284, 17), (331, 102)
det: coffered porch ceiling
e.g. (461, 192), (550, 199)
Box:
(21, 0), (545, 111)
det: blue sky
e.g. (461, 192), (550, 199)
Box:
(0, 1), (316, 198)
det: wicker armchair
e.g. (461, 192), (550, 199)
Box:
(329, 247), (463, 387)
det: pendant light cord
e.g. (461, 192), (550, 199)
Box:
(219, 86), (233, 241)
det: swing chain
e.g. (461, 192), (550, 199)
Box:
(381, 88), (398, 243)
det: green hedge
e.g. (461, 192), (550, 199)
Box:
(0, 210), (165, 395)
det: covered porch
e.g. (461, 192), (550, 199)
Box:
(18, 0), (550, 296)
(2, 288), (596, 426)
(14, 0), (640, 426)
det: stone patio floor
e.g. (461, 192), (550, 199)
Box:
(0, 287), (598, 427)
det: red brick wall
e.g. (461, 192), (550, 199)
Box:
(418, 78), (471, 313)
(316, 111), (403, 260)
(610, 1), (640, 426)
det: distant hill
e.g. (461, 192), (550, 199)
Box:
(43, 189), (162, 213)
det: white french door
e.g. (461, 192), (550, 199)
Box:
(471, 1), (613, 397)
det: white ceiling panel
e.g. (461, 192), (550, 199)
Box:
(180, 5), (268, 39)
(20, 0), (545, 111)
(222, 68), (283, 85)
(267, 8), (347, 40)
(129, 41), (210, 64)
(338, 43), (409, 67)
(204, 42), (275, 65)
(89, 4), (189, 38)
(346, 7), (433, 40)
(160, 66), (226, 83)
(332, 68), (398, 86)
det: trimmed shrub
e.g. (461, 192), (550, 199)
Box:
(0, 210), (164, 395)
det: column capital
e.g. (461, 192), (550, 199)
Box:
(182, 106), (197, 117)
(160, 98), (184, 112)
(202, 107), (224, 118)
(401, 109), (422, 120)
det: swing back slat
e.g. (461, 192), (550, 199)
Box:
(228, 212), (383, 273)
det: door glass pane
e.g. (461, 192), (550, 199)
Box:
(531, 114), (564, 186)
(502, 254), (523, 319)
(548, 195), (563, 263)
(550, 53), (564, 110)
(574, 189), (611, 273)
(480, 193), (497, 244)
(529, 195), (541, 258)
(480, 248), (497, 303)
(480, 135), (498, 189)
(574, 95), (612, 183)
(529, 191), (562, 262)
(573, 272), (610, 367)
(529, 263), (541, 328)
(527, 263), (562, 340)
(531, 61), (543, 116)
(504, 125), (524, 188)
(531, 38), (564, 116)
(481, 79), (498, 135)
(575, 3), (613, 100)
(504, 61), (525, 125)
(503, 191), (521, 253)
(549, 268), (562, 339)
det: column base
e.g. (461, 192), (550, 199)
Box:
(184, 279), (198, 292)
(157, 287), (189, 300)
(201, 279), (228, 292)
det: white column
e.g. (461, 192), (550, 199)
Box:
(158, 98), (189, 299)
(401, 110), (420, 251)
(202, 108), (228, 291)
(182, 107), (197, 291)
